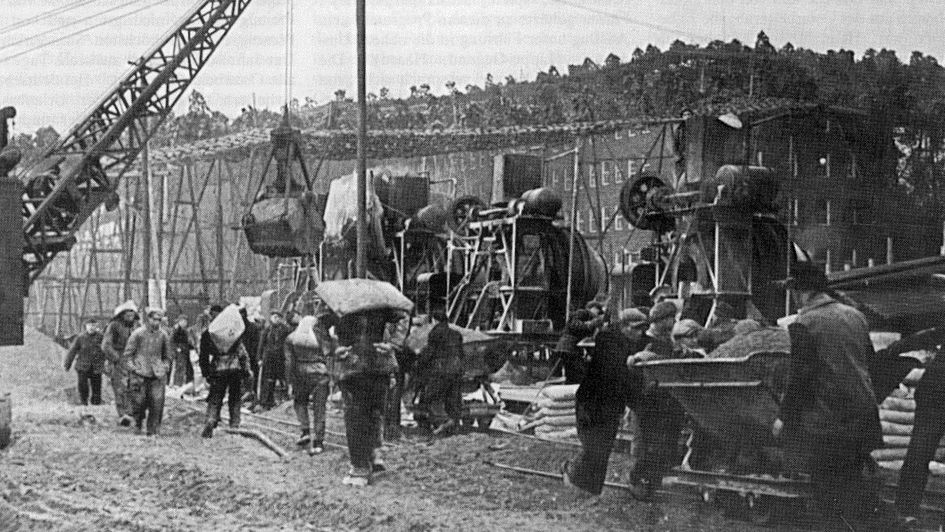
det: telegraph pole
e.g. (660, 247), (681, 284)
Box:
(355, 0), (368, 277)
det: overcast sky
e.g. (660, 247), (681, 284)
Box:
(3, 0), (943, 133)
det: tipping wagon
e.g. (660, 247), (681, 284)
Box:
(638, 350), (812, 523)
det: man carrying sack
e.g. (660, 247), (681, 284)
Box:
(199, 304), (251, 438)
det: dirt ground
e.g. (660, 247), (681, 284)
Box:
(0, 327), (905, 531)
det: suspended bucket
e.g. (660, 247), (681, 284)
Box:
(243, 192), (324, 257)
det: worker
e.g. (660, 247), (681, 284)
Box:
(64, 318), (106, 406)
(772, 260), (883, 527)
(562, 308), (649, 496)
(239, 306), (261, 406)
(101, 300), (140, 426)
(124, 308), (172, 436)
(257, 310), (291, 410)
(383, 313), (413, 440)
(284, 315), (330, 454)
(417, 309), (464, 434)
(334, 309), (400, 487)
(554, 308), (602, 384)
(626, 300), (685, 500)
(169, 315), (194, 388)
(199, 307), (251, 438)
(671, 319), (706, 357)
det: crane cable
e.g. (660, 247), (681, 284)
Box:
(283, 0), (294, 114)
(0, 0), (102, 34)
(0, 0), (174, 65)
(0, 0), (154, 55)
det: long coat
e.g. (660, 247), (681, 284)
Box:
(781, 293), (882, 450)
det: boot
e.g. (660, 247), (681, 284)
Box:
(296, 429), (311, 447)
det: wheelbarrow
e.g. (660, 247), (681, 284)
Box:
(638, 350), (812, 523)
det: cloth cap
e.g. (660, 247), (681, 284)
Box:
(649, 300), (678, 322)
(209, 304), (224, 314)
(113, 299), (139, 318)
(145, 307), (165, 319)
(618, 308), (649, 327)
(672, 319), (703, 338)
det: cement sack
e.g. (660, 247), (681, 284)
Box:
(872, 447), (945, 462)
(889, 385), (914, 400)
(532, 407), (576, 419)
(534, 425), (578, 440)
(881, 397), (916, 412)
(904, 367), (926, 385)
(534, 397), (576, 411)
(537, 384), (579, 402)
(882, 435), (913, 448)
(881, 421), (913, 436)
(208, 304), (245, 353)
(879, 409), (915, 425)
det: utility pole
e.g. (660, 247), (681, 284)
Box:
(355, 0), (368, 278)
(141, 141), (151, 309)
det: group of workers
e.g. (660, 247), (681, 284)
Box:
(562, 260), (940, 529)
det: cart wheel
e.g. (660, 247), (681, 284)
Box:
(745, 494), (775, 526)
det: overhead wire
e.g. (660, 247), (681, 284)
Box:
(0, 0), (155, 54)
(0, 0), (173, 65)
(0, 0), (102, 34)
(545, 0), (712, 42)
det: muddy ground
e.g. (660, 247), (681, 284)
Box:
(0, 327), (907, 531)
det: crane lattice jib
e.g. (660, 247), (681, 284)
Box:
(21, 0), (252, 284)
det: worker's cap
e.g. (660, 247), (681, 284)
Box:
(208, 304), (224, 314)
(585, 300), (605, 313)
(618, 308), (649, 328)
(777, 260), (828, 291)
(84, 317), (99, 324)
(671, 319), (703, 339)
(269, 309), (284, 317)
(649, 300), (678, 322)
(145, 307), (165, 319)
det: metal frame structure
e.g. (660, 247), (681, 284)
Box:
(20, 0), (252, 284)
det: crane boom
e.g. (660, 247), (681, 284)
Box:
(20, 0), (252, 284)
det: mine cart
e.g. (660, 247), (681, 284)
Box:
(639, 351), (812, 523)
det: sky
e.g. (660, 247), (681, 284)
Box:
(2, 0), (944, 133)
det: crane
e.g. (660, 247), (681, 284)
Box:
(18, 0), (252, 287)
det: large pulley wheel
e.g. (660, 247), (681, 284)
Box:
(448, 195), (485, 233)
(619, 173), (674, 233)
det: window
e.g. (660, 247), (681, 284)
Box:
(791, 199), (799, 226)
(587, 163), (597, 188)
(601, 207), (609, 229)
(814, 199), (831, 225)
(601, 160), (615, 186)
(576, 210), (584, 232)
(615, 210), (624, 230)
(848, 154), (858, 179)
(564, 167), (571, 190)
(589, 208), (597, 232)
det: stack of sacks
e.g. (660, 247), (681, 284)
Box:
(520, 384), (578, 440)
(873, 366), (945, 475)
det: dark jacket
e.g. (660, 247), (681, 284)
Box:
(555, 313), (602, 353)
(780, 293), (881, 449)
(576, 325), (647, 423)
(65, 331), (106, 373)
(258, 322), (291, 374)
(240, 319), (261, 365)
(284, 337), (329, 379)
(420, 321), (463, 377)
(199, 330), (249, 378)
(101, 319), (137, 364)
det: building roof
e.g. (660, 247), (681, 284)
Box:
(150, 117), (682, 164)
(150, 97), (872, 164)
